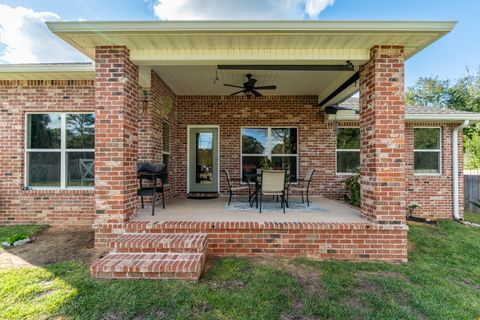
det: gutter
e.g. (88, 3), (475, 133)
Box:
(452, 120), (470, 220)
(326, 113), (480, 122)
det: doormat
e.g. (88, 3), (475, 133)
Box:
(187, 192), (219, 199)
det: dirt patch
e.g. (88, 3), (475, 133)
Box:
(282, 260), (325, 297)
(0, 226), (103, 268)
(463, 279), (480, 291)
(280, 260), (323, 320)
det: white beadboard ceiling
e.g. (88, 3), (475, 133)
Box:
(152, 65), (356, 97)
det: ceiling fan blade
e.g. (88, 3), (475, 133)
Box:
(255, 85), (277, 90)
(251, 90), (262, 97)
(230, 90), (245, 96)
(224, 84), (244, 89)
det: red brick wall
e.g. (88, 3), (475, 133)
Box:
(94, 46), (139, 224)
(94, 221), (408, 262)
(0, 80), (96, 226)
(359, 45), (406, 225)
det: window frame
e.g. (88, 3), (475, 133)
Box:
(413, 126), (442, 176)
(240, 126), (299, 183)
(162, 120), (170, 186)
(24, 112), (95, 190)
(335, 126), (361, 176)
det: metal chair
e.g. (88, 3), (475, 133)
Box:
(259, 170), (287, 213)
(287, 168), (316, 207)
(224, 168), (252, 206)
(137, 163), (166, 216)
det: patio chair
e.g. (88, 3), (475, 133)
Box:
(259, 170), (287, 213)
(224, 168), (252, 206)
(286, 168), (316, 207)
(137, 162), (166, 216)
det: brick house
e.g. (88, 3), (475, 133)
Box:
(1, 20), (479, 279)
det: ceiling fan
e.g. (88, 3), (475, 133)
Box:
(223, 74), (277, 97)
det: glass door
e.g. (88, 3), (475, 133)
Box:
(189, 127), (219, 193)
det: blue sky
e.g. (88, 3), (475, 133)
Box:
(0, 0), (478, 87)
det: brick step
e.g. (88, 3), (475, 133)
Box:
(111, 233), (207, 253)
(91, 252), (206, 280)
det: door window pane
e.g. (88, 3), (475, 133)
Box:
(242, 128), (268, 154)
(337, 151), (360, 174)
(271, 156), (297, 181)
(271, 128), (297, 154)
(67, 152), (94, 187)
(27, 114), (61, 149)
(66, 114), (95, 149)
(28, 152), (61, 187)
(196, 132), (213, 184)
(414, 152), (440, 174)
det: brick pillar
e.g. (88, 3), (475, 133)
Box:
(359, 45), (406, 225)
(94, 46), (139, 223)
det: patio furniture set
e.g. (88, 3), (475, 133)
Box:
(224, 168), (316, 213)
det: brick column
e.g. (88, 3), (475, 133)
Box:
(94, 46), (139, 223)
(359, 45), (406, 225)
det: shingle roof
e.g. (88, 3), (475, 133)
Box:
(338, 97), (478, 115)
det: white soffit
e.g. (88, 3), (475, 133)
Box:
(0, 63), (94, 80)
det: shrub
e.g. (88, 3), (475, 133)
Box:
(344, 169), (360, 207)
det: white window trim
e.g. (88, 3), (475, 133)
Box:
(24, 112), (95, 190)
(240, 126), (299, 183)
(413, 127), (442, 176)
(336, 126), (360, 175)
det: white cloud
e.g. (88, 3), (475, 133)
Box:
(0, 4), (89, 64)
(305, 0), (335, 17)
(153, 0), (335, 20)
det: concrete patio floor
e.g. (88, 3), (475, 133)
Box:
(134, 196), (363, 223)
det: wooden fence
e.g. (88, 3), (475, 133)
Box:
(464, 175), (480, 213)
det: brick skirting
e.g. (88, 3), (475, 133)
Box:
(94, 220), (408, 262)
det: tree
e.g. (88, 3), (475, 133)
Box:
(405, 76), (451, 108)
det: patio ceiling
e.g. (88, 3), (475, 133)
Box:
(44, 20), (455, 103)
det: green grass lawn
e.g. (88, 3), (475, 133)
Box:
(0, 220), (479, 320)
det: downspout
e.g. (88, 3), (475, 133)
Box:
(452, 120), (469, 220)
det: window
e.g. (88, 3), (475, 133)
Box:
(414, 128), (441, 175)
(336, 127), (360, 174)
(25, 113), (95, 188)
(162, 121), (170, 184)
(241, 127), (298, 182)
